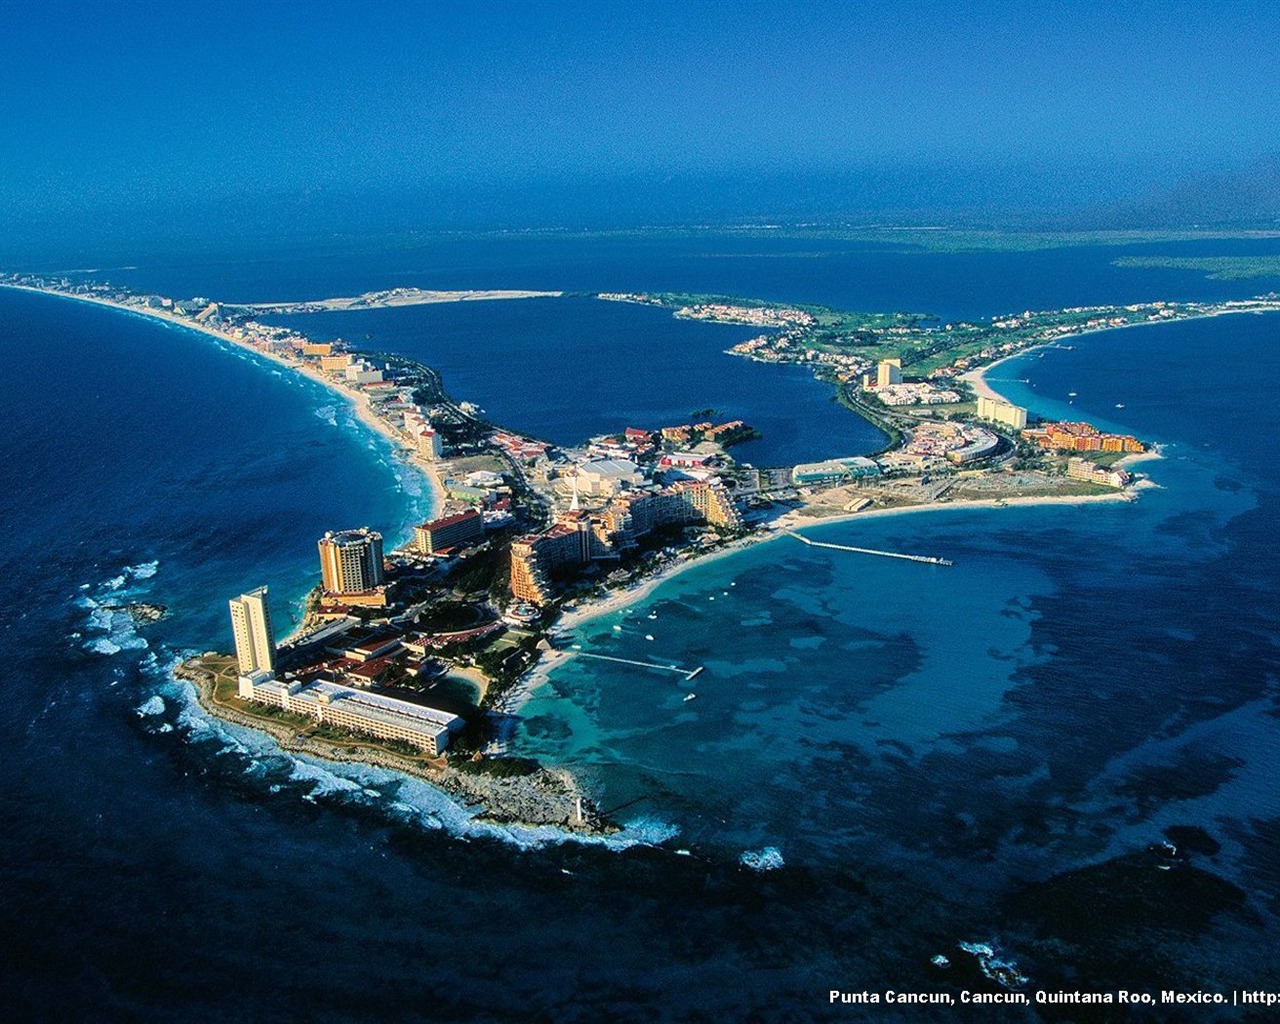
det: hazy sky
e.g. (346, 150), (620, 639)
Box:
(2, 0), (1278, 232)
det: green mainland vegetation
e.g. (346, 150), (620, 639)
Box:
(548, 224), (1280, 254)
(612, 289), (1269, 375)
(1112, 255), (1280, 280)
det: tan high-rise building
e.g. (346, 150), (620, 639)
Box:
(229, 587), (276, 681)
(416, 427), (443, 461)
(318, 528), (385, 595)
(976, 395), (1028, 430)
(876, 359), (903, 388)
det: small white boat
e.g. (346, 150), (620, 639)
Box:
(647, 613), (657, 620)
(612, 624), (622, 631)
(645, 634), (655, 641)
(1116, 402), (1125, 409)
(683, 692), (697, 702)
(1068, 391), (1078, 397)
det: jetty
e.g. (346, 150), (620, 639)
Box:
(783, 529), (953, 566)
(570, 649), (703, 680)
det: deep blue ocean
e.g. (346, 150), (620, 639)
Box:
(3, 233), (1280, 1022)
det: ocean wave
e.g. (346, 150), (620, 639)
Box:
(957, 940), (1029, 989)
(739, 846), (785, 871)
(314, 404), (338, 426)
(288, 758), (366, 800)
(80, 599), (149, 655)
(74, 562), (161, 655)
(136, 695), (166, 717)
(610, 816), (681, 849)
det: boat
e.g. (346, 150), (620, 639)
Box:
(647, 613), (657, 620)
(683, 692), (697, 702)
(612, 624), (622, 631)
(1116, 402), (1125, 409)
(645, 634), (654, 641)
(1068, 391), (1078, 397)
(687, 666), (705, 680)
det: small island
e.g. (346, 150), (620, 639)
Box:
(7, 269), (1276, 834)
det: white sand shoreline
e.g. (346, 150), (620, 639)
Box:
(1, 283), (448, 517)
(234, 288), (564, 312)
(960, 306), (1279, 407)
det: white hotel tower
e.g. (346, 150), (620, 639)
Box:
(229, 586), (277, 694)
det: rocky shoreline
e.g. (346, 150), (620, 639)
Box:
(107, 601), (168, 624)
(174, 658), (616, 835)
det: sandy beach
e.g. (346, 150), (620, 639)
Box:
(1, 283), (448, 514)
(234, 287), (563, 313)
(960, 305), (1280, 405)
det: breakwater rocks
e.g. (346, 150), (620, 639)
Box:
(439, 762), (615, 834)
(106, 601), (168, 623)
(174, 658), (614, 835)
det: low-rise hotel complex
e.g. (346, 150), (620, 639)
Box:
(236, 674), (461, 755)
(1026, 421), (1145, 453)
(229, 583), (462, 754)
(414, 508), (484, 554)
(1066, 456), (1131, 488)
(792, 457), (881, 488)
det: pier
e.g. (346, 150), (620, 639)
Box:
(783, 529), (953, 566)
(569, 649), (703, 680)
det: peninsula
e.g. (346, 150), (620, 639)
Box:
(7, 269), (1273, 835)
(227, 286), (562, 315)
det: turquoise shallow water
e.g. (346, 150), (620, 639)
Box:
(513, 309), (1280, 996)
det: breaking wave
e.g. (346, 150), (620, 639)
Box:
(148, 656), (683, 855)
(739, 846), (785, 871)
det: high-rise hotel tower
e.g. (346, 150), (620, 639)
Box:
(229, 586), (276, 687)
(318, 527), (385, 595)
